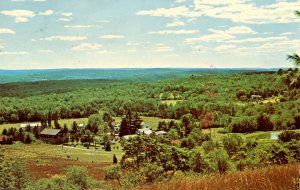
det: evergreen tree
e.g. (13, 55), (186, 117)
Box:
(113, 154), (117, 164)
(119, 117), (129, 137)
(105, 141), (111, 151)
(25, 134), (32, 144)
(47, 111), (52, 127)
(2, 128), (7, 136)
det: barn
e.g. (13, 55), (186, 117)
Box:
(40, 128), (66, 144)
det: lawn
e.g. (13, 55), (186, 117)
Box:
(113, 116), (179, 130)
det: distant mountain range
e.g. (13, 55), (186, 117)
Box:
(0, 68), (279, 84)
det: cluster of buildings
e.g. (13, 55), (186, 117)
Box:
(114, 122), (167, 140)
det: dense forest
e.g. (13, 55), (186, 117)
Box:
(0, 71), (299, 133)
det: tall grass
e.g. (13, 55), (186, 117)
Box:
(133, 164), (300, 190)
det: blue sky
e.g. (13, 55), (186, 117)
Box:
(0, 0), (299, 69)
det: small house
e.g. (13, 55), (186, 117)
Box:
(137, 128), (153, 136)
(40, 128), (64, 144)
(155, 131), (167, 136)
(78, 123), (85, 130)
(114, 124), (121, 134)
(250, 95), (262, 101)
(122, 134), (138, 140)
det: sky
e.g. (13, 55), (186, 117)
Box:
(0, 0), (299, 69)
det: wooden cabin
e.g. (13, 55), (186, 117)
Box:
(40, 128), (65, 144)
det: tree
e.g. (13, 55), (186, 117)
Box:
(287, 53), (300, 66)
(257, 114), (274, 131)
(209, 148), (232, 174)
(105, 141), (111, 151)
(47, 111), (52, 127)
(119, 117), (130, 137)
(2, 128), (7, 136)
(222, 134), (243, 156)
(189, 150), (209, 173)
(71, 121), (78, 134)
(87, 114), (101, 134)
(24, 133), (32, 144)
(113, 154), (118, 164)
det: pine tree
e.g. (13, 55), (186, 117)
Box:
(113, 154), (118, 164)
(105, 141), (111, 151)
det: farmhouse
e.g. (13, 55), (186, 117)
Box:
(155, 131), (167, 136)
(40, 128), (65, 144)
(137, 128), (153, 135)
(251, 95), (262, 101)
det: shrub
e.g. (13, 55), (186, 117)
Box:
(66, 166), (88, 190)
(208, 148), (232, 174)
(278, 131), (300, 143)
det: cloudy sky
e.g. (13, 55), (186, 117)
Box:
(0, 0), (299, 69)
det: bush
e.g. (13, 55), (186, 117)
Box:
(257, 114), (274, 131)
(278, 131), (300, 143)
(208, 148), (232, 174)
(66, 166), (88, 190)
(222, 134), (244, 156)
(104, 165), (121, 184)
(139, 162), (164, 183)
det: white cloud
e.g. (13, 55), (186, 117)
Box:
(0, 51), (29, 55)
(1, 10), (35, 17)
(126, 42), (140, 46)
(96, 50), (114, 54)
(61, 12), (72, 17)
(166, 20), (185, 27)
(41, 36), (87, 41)
(227, 36), (288, 43)
(225, 26), (256, 34)
(215, 44), (236, 51)
(193, 0), (300, 24)
(33, 0), (48, 2)
(39, 10), (53, 16)
(1, 9), (35, 23)
(37, 49), (53, 53)
(148, 29), (198, 35)
(15, 17), (29, 23)
(148, 44), (173, 52)
(58, 18), (71, 22)
(64, 25), (94, 29)
(137, 6), (201, 18)
(280, 32), (293, 36)
(185, 32), (235, 43)
(71, 43), (102, 51)
(99, 35), (125, 39)
(0, 28), (16, 34)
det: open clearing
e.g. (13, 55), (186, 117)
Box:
(0, 116), (179, 132)
(1, 142), (123, 180)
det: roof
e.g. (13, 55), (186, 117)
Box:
(122, 134), (138, 140)
(40, 128), (61, 136)
(137, 128), (153, 135)
(20, 123), (41, 128)
(155, 131), (167, 135)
